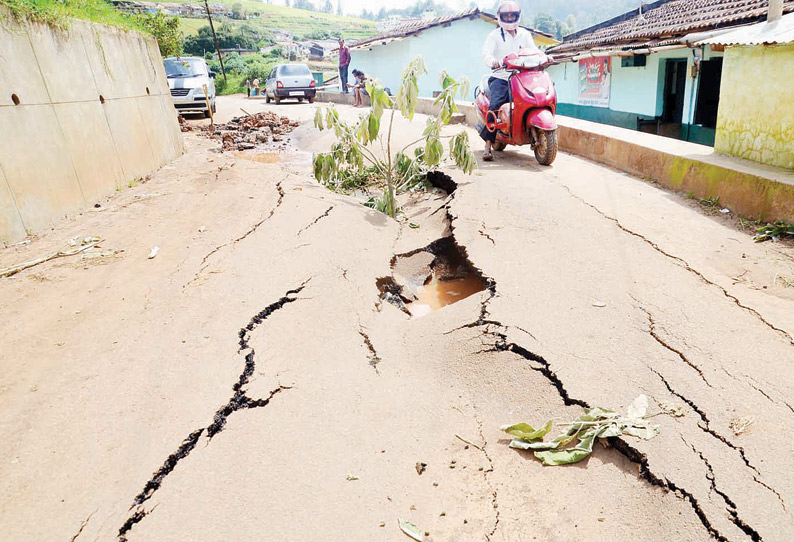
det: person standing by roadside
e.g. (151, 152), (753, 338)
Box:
(252, 77), (260, 96)
(338, 38), (351, 94)
(245, 78), (251, 97)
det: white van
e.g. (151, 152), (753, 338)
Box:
(164, 57), (216, 117)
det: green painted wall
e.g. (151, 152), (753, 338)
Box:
(557, 104), (715, 145)
(715, 44), (794, 170)
(549, 48), (722, 146)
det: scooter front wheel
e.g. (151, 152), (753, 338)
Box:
(534, 129), (558, 166)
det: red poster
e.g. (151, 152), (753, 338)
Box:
(578, 57), (611, 107)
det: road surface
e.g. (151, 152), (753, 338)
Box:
(1, 95), (792, 541)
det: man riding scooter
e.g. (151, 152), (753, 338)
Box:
(480, 0), (538, 161)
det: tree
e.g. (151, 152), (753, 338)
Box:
(285, 0), (291, 6)
(230, 2), (246, 19)
(565, 14), (577, 32)
(312, 57), (476, 218)
(322, 0), (333, 12)
(183, 23), (272, 55)
(533, 12), (557, 35)
(293, 0), (314, 10)
(336, 0), (342, 15)
(136, 12), (182, 57)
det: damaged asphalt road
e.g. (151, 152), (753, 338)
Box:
(1, 97), (793, 541)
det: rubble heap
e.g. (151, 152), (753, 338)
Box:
(211, 112), (300, 151)
(177, 115), (194, 132)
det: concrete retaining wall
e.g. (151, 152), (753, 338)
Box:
(0, 12), (184, 243)
(557, 116), (794, 222)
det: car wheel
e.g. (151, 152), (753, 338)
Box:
(211, 102), (216, 114)
(308, 96), (315, 104)
(298, 97), (304, 103)
(204, 108), (211, 118)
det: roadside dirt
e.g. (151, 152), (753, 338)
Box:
(1, 95), (792, 541)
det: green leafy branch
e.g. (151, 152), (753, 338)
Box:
(501, 395), (660, 466)
(312, 56), (476, 218)
(754, 221), (794, 242)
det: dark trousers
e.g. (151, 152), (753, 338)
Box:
(481, 77), (510, 143)
(339, 64), (349, 93)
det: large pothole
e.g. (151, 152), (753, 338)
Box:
(378, 237), (487, 317)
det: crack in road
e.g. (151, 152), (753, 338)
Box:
(358, 327), (381, 374)
(638, 306), (712, 387)
(609, 438), (731, 541)
(193, 181), (285, 280)
(297, 205), (334, 237)
(685, 438), (762, 541)
(117, 281), (307, 541)
(69, 511), (95, 542)
(441, 190), (772, 540)
(476, 418), (500, 541)
(557, 183), (794, 346)
(448, 288), (761, 540)
(478, 222), (496, 245)
(649, 367), (760, 475)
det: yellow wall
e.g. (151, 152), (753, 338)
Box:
(715, 44), (794, 170)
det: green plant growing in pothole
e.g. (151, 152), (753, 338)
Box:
(754, 221), (794, 242)
(312, 56), (476, 218)
(502, 395), (660, 466)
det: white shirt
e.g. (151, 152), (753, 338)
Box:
(481, 27), (538, 80)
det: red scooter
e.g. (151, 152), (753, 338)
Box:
(475, 50), (558, 165)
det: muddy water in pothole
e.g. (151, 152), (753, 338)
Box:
(378, 237), (488, 318)
(410, 275), (488, 317)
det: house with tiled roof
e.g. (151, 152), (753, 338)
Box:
(341, 8), (556, 99)
(546, 0), (794, 146)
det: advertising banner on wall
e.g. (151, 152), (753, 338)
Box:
(578, 57), (611, 107)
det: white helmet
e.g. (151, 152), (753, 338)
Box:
(497, 1), (521, 32)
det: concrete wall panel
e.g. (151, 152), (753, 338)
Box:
(0, 166), (27, 242)
(79, 26), (131, 101)
(0, 105), (86, 232)
(0, 10), (184, 243)
(53, 101), (126, 201)
(102, 97), (158, 181)
(136, 97), (171, 166)
(27, 22), (100, 104)
(0, 20), (50, 107)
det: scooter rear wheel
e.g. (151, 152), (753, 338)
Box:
(493, 141), (507, 152)
(534, 129), (558, 166)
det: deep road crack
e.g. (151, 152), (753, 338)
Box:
(117, 281), (308, 540)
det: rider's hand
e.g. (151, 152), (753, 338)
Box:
(491, 61), (501, 69)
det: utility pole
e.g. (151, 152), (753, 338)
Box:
(203, 0), (226, 81)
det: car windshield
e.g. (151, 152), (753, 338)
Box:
(279, 65), (311, 76)
(164, 58), (206, 78)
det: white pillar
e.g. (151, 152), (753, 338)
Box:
(768, 0), (783, 22)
